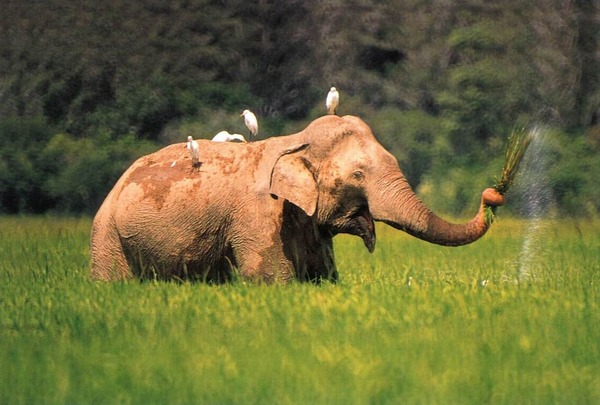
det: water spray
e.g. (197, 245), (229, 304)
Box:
(486, 127), (554, 282)
(513, 128), (554, 281)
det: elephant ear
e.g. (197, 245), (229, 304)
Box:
(269, 144), (318, 216)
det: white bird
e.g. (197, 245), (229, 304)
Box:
(211, 131), (247, 143)
(186, 135), (200, 168)
(326, 87), (339, 115)
(240, 109), (258, 139)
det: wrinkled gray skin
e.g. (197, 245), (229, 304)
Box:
(90, 115), (504, 283)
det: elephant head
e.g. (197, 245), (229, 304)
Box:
(269, 115), (504, 252)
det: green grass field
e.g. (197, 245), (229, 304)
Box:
(0, 216), (598, 404)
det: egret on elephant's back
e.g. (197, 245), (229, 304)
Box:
(186, 135), (200, 168)
(212, 131), (247, 143)
(241, 109), (258, 139)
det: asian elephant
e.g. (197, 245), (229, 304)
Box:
(90, 115), (504, 283)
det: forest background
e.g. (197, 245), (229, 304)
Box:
(1, 0), (599, 217)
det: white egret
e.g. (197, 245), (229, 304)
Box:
(326, 87), (339, 115)
(212, 131), (247, 143)
(186, 135), (200, 168)
(240, 109), (258, 139)
(229, 133), (247, 142)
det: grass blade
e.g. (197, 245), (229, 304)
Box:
(485, 128), (533, 225)
(494, 128), (533, 195)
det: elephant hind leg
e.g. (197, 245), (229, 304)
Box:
(90, 220), (133, 281)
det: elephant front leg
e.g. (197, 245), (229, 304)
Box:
(231, 236), (336, 283)
(230, 201), (335, 283)
(231, 242), (296, 283)
(279, 203), (338, 282)
(292, 237), (338, 283)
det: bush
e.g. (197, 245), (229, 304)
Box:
(543, 130), (600, 217)
(369, 109), (452, 190)
(0, 118), (158, 214)
(42, 133), (157, 213)
(0, 117), (56, 213)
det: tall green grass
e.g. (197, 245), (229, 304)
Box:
(1, 216), (598, 404)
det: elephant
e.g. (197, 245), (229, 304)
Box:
(90, 115), (505, 283)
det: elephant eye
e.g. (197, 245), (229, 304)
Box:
(352, 170), (364, 180)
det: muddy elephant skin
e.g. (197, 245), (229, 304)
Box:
(90, 115), (504, 283)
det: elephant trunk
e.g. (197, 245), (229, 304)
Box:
(370, 176), (504, 246)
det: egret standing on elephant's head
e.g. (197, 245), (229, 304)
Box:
(241, 109), (258, 140)
(326, 87), (339, 115)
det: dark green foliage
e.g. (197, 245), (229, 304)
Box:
(0, 1), (599, 215)
(0, 118), (155, 214)
(370, 109), (451, 190)
(0, 117), (55, 213)
(41, 133), (157, 213)
(544, 131), (600, 216)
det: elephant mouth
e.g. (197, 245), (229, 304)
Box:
(348, 205), (376, 253)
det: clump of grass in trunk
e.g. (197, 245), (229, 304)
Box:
(494, 128), (533, 194)
(485, 128), (533, 225)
